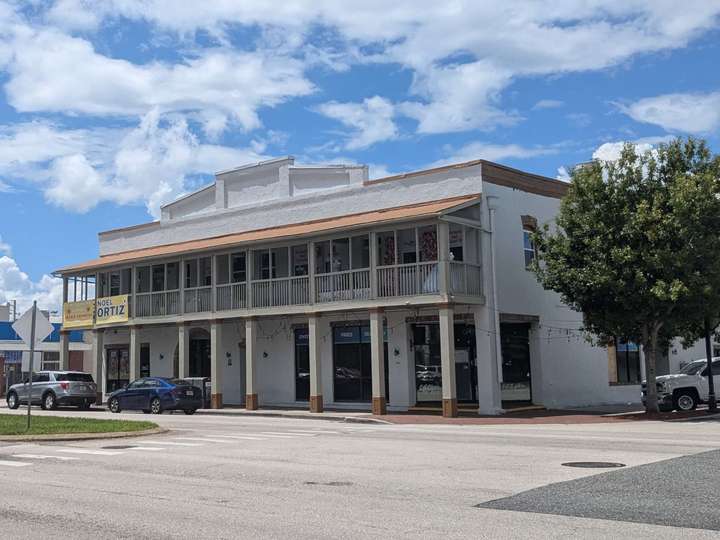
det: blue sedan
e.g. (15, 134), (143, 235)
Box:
(107, 377), (203, 415)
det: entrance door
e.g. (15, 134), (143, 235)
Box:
(106, 347), (130, 393)
(500, 323), (532, 403)
(332, 324), (388, 403)
(189, 330), (210, 378)
(412, 323), (477, 403)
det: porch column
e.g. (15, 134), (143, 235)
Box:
(437, 221), (450, 298)
(439, 305), (458, 417)
(308, 313), (323, 413)
(473, 306), (503, 415)
(129, 325), (141, 381)
(210, 320), (223, 408)
(177, 323), (189, 379)
(245, 317), (258, 410)
(59, 331), (70, 370)
(370, 308), (387, 415)
(92, 329), (104, 404)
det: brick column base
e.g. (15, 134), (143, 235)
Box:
(442, 398), (458, 418)
(210, 393), (223, 409)
(309, 395), (323, 413)
(246, 393), (259, 411)
(372, 396), (387, 415)
(95, 392), (103, 406)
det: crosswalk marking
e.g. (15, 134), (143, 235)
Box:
(13, 454), (79, 461)
(0, 459), (31, 467)
(56, 448), (123, 456)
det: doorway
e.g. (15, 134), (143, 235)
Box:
(412, 322), (477, 404)
(332, 324), (389, 403)
(106, 346), (129, 393)
(499, 323), (532, 403)
(189, 328), (210, 378)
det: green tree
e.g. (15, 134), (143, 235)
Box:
(533, 138), (720, 413)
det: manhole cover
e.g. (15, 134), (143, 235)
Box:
(561, 461), (625, 468)
(304, 481), (353, 487)
(102, 445), (136, 450)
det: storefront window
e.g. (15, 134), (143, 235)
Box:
(332, 324), (388, 402)
(41, 351), (60, 371)
(615, 339), (641, 384)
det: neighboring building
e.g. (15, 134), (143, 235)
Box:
(0, 318), (91, 396)
(56, 156), (657, 416)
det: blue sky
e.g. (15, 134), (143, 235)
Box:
(1, 1), (720, 312)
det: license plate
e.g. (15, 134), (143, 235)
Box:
(185, 390), (193, 396)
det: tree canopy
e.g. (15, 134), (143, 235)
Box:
(533, 138), (720, 412)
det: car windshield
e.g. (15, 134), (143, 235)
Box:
(55, 373), (94, 382)
(679, 362), (706, 375)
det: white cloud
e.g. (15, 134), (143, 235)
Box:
(591, 136), (674, 162)
(0, 112), (267, 218)
(315, 96), (398, 150)
(9, 1), (718, 139)
(0, 255), (63, 315)
(620, 92), (720, 134)
(3, 25), (314, 134)
(0, 234), (11, 256)
(434, 141), (557, 167)
(533, 99), (564, 110)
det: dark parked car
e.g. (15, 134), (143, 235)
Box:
(107, 377), (202, 415)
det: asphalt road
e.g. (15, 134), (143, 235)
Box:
(1, 406), (719, 539)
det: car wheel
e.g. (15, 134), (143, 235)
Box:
(183, 409), (196, 415)
(108, 397), (121, 413)
(41, 392), (57, 411)
(150, 397), (163, 414)
(673, 390), (698, 411)
(6, 391), (19, 410)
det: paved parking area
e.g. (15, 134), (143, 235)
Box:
(1, 407), (719, 539)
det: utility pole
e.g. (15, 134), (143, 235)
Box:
(704, 316), (717, 413)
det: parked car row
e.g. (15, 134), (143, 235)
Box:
(5, 371), (203, 415)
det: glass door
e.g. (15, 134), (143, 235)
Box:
(500, 323), (532, 402)
(106, 347), (129, 392)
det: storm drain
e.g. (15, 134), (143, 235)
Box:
(102, 445), (137, 450)
(304, 481), (353, 487)
(561, 462), (625, 469)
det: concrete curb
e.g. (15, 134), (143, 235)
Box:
(0, 426), (168, 442)
(195, 409), (391, 425)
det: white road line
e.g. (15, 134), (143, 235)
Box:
(56, 449), (124, 456)
(140, 441), (204, 447)
(255, 433), (297, 438)
(201, 435), (266, 440)
(172, 437), (234, 443)
(0, 459), (30, 467)
(127, 447), (164, 452)
(260, 432), (316, 437)
(286, 430), (339, 434)
(13, 454), (79, 461)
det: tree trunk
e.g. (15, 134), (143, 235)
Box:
(642, 325), (660, 414)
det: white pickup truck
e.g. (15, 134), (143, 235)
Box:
(642, 358), (720, 411)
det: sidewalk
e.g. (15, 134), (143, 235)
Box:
(195, 406), (389, 424)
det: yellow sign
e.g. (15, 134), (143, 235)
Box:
(95, 295), (129, 324)
(63, 300), (95, 329)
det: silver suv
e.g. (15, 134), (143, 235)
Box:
(6, 371), (97, 410)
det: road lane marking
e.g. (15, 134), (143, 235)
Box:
(140, 441), (204, 447)
(127, 447), (164, 452)
(0, 459), (30, 467)
(260, 432), (316, 437)
(287, 430), (339, 434)
(200, 435), (266, 440)
(256, 433), (298, 438)
(13, 454), (79, 461)
(173, 437), (234, 443)
(56, 449), (124, 456)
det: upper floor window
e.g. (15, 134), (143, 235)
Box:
(316, 236), (368, 274)
(98, 268), (131, 297)
(137, 262), (179, 293)
(217, 252), (247, 285)
(377, 226), (437, 266)
(185, 257), (211, 288)
(523, 229), (536, 268)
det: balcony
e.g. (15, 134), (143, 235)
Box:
(63, 220), (485, 325)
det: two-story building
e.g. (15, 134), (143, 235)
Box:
(56, 157), (645, 416)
